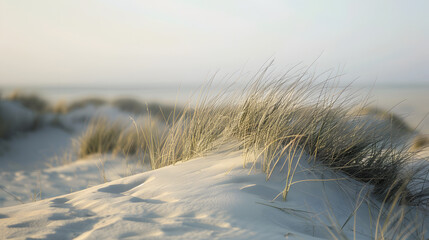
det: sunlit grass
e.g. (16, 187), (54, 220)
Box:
(76, 66), (429, 208)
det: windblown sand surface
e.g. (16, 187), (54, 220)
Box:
(5, 149), (427, 239)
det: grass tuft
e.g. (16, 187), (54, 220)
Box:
(411, 134), (429, 151)
(75, 65), (429, 208)
(76, 116), (165, 162)
(111, 98), (146, 114)
(150, 66), (428, 206)
(76, 117), (124, 158)
(51, 100), (68, 114)
(354, 107), (414, 133)
(7, 91), (49, 113)
(112, 98), (181, 123)
(67, 97), (107, 112)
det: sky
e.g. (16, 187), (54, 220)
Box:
(0, 0), (428, 87)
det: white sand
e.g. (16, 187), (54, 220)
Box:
(0, 104), (145, 207)
(2, 147), (428, 239)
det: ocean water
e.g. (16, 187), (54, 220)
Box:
(1, 85), (428, 134)
(1, 85), (197, 105)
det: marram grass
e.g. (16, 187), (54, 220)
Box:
(76, 66), (429, 209)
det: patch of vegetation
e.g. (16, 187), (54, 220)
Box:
(0, 98), (39, 139)
(411, 135), (429, 151)
(67, 97), (107, 112)
(0, 114), (6, 139)
(76, 117), (124, 158)
(50, 100), (68, 114)
(354, 107), (414, 133)
(111, 98), (146, 114)
(112, 98), (180, 123)
(7, 91), (49, 113)
(76, 116), (164, 160)
(151, 67), (427, 207)
(75, 66), (428, 209)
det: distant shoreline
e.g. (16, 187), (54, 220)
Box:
(1, 82), (429, 91)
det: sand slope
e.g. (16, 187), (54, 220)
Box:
(3, 150), (425, 239)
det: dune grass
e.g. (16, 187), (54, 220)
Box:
(72, 66), (429, 238)
(6, 91), (107, 114)
(0, 101), (7, 139)
(319, 183), (428, 240)
(411, 134), (429, 151)
(76, 116), (165, 161)
(76, 117), (124, 158)
(50, 100), (68, 114)
(111, 98), (146, 114)
(0, 97), (40, 139)
(67, 97), (107, 112)
(75, 66), (429, 209)
(354, 107), (414, 133)
(112, 97), (181, 123)
(0, 117), (6, 139)
(6, 91), (49, 113)
(149, 67), (426, 205)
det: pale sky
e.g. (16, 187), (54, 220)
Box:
(0, 0), (428, 87)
